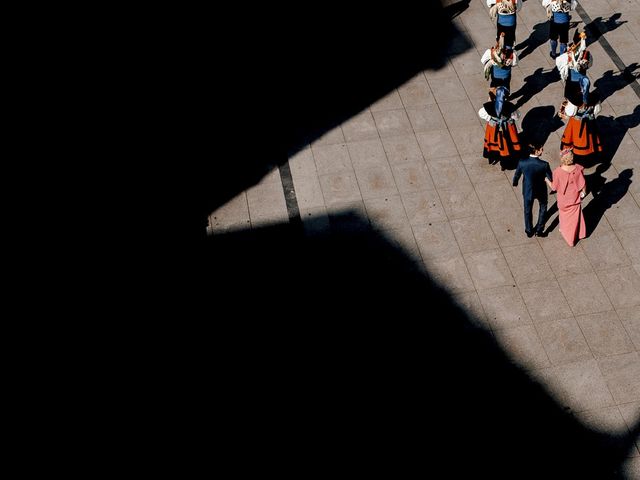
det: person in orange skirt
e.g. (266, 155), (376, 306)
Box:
(560, 90), (603, 161)
(556, 29), (602, 161)
(478, 86), (522, 170)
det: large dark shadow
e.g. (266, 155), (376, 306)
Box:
(593, 63), (640, 103)
(192, 1), (473, 238)
(583, 13), (627, 44)
(520, 105), (565, 147)
(511, 67), (561, 109)
(204, 213), (639, 477)
(167, 4), (640, 474)
(583, 168), (633, 235)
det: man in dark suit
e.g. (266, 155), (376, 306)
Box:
(512, 144), (553, 237)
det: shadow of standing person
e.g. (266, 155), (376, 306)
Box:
(511, 67), (561, 109)
(583, 169), (633, 236)
(514, 21), (548, 61)
(593, 63), (640, 103)
(587, 105), (640, 180)
(520, 105), (564, 148)
(584, 13), (627, 44)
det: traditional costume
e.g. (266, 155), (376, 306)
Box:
(560, 92), (603, 158)
(481, 35), (518, 92)
(479, 86), (522, 169)
(487, 0), (521, 49)
(542, 0), (576, 58)
(556, 30), (602, 159)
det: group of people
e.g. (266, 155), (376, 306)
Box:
(479, 0), (603, 246)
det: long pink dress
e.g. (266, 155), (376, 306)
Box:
(551, 165), (587, 246)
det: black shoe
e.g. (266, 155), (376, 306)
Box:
(535, 230), (547, 237)
(526, 230), (534, 238)
(550, 51), (557, 59)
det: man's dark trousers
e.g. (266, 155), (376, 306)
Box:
(513, 155), (553, 235)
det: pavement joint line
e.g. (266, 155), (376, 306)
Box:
(574, 1), (640, 101)
(278, 161), (302, 227)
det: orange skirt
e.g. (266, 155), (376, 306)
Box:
(561, 116), (603, 156)
(483, 123), (521, 160)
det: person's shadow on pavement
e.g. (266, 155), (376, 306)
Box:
(584, 13), (627, 44)
(514, 21), (548, 60)
(520, 105), (564, 148)
(593, 63), (640, 104)
(511, 67), (561, 109)
(583, 168), (633, 236)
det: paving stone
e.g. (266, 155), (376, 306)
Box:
(426, 155), (472, 189)
(465, 249), (515, 291)
(558, 272), (614, 316)
(533, 359), (615, 412)
(370, 89), (404, 112)
(440, 100), (481, 129)
(486, 209), (533, 248)
(373, 109), (414, 138)
(312, 143), (353, 175)
(598, 352), (640, 404)
(416, 129), (459, 159)
(398, 74), (436, 106)
(292, 174), (325, 210)
(502, 243), (555, 286)
(540, 234), (594, 277)
(519, 279), (574, 324)
(342, 109), (379, 142)
(413, 220), (461, 263)
(406, 105), (447, 132)
(347, 139), (389, 170)
(208, 191), (251, 234)
(452, 290), (491, 329)
(428, 254), (477, 294)
(363, 194), (410, 231)
(537, 317), (594, 366)
(450, 124), (486, 156)
(400, 190), (448, 226)
(573, 406), (629, 434)
(319, 172), (363, 206)
(616, 306), (640, 351)
(597, 267), (640, 309)
(438, 183), (485, 219)
(311, 126), (345, 146)
(429, 76), (466, 103)
(494, 324), (550, 369)
(576, 311), (635, 359)
(288, 146), (318, 178)
(478, 284), (532, 330)
(354, 164), (399, 200)
(581, 224), (632, 271)
(381, 134), (425, 165)
(247, 181), (288, 224)
(392, 162), (437, 193)
(450, 215), (499, 254)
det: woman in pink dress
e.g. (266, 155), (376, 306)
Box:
(545, 148), (587, 246)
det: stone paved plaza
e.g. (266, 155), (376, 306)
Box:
(210, 1), (639, 475)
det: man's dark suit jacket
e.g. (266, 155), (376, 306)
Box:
(513, 155), (553, 200)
